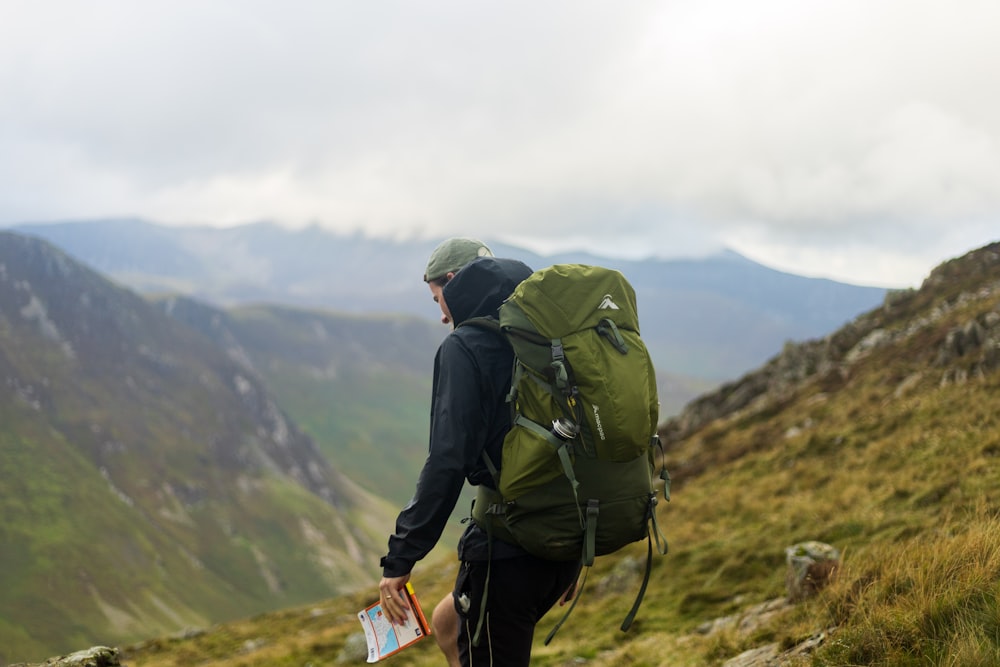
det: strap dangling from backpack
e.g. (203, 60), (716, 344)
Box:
(543, 563), (588, 645)
(621, 496), (667, 631)
(471, 519), (494, 647)
(650, 499), (669, 556)
(620, 532), (654, 632)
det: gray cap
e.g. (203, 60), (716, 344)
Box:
(424, 237), (494, 282)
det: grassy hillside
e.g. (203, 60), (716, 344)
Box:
(210, 304), (491, 549)
(217, 303), (441, 505)
(168, 300), (469, 555)
(0, 233), (401, 664)
(121, 242), (1000, 666)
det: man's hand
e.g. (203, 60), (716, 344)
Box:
(558, 567), (583, 606)
(379, 574), (412, 624)
(558, 578), (577, 606)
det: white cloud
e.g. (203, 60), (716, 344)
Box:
(1, 0), (999, 287)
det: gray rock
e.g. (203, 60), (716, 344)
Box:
(785, 541), (840, 602)
(10, 646), (121, 667)
(722, 643), (781, 667)
(336, 632), (370, 664)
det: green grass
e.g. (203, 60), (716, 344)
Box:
(815, 506), (1000, 666)
(0, 312), (404, 663)
(220, 304), (441, 506)
(0, 415), (214, 660)
(261, 366), (431, 505)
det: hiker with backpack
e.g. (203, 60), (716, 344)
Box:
(378, 242), (581, 666)
(418, 236), (505, 666)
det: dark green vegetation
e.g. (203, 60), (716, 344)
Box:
(123, 242), (1000, 666)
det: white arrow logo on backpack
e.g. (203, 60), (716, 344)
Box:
(598, 294), (620, 310)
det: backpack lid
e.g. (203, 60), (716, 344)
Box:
(501, 264), (640, 338)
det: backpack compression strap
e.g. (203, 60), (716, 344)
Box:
(595, 318), (629, 354)
(472, 512), (494, 647)
(619, 438), (672, 632)
(543, 563), (588, 645)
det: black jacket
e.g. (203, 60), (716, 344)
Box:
(381, 257), (533, 578)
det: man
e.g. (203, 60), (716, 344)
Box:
(422, 236), (494, 666)
(378, 239), (580, 666)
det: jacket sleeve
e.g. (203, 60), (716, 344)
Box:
(381, 333), (486, 577)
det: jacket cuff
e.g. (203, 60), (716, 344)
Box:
(380, 555), (413, 578)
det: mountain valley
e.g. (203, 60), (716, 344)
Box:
(3, 226), (995, 665)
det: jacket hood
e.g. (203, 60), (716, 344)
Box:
(443, 256), (533, 326)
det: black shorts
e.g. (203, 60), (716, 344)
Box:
(453, 555), (580, 666)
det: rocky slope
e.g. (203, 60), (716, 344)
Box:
(662, 241), (1000, 450)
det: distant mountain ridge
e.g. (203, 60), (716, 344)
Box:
(9, 218), (889, 411)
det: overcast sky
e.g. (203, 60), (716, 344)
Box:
(2, 1), (998, 288)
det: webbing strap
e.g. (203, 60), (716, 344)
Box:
(557, 442), (581, 502)
(513, 413), (564, 449)
(651, 506), (669, 555)
(550, 337), (570, 390)
(651, 435), (671, 554)
(596, 318), (629, 354)
(480, 449), (500, 488)
(507, 361), (524, 404)
(550, 360), (569, 391)
(620, 532), (654, 632)
(583, 500), (599, 566)
(472, 520), (494, 647)
(653, 434), (672, 502)
(543, 565), (588, 645)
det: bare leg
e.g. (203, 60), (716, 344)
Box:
(431, 593), (460, 667)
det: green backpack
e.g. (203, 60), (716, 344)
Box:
(465, 263), (670, 643)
